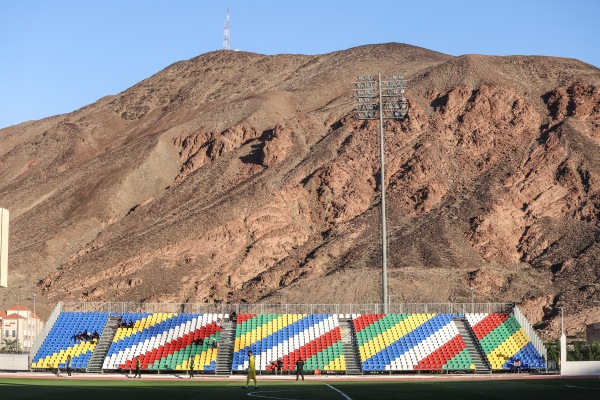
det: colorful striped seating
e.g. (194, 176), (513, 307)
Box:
(466, 313), (545, 371)
(31, 312), (109, 370)
(231, 314), (346, 372)
(30, 309), (546, 375)
(354, 313), (474, 371)
(103, 312), (221, 372)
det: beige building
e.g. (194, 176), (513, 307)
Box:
(0, 304), (44, 352)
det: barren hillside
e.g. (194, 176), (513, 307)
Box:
(1, 43), (599, 339)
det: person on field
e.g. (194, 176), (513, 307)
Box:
(244, 350), (258, 389)
(277, 357), (284, 375)
(66, 355), (72, 377)
(295, 358), (305, 381)
(189, 356), (195, 379)
(133, 356), (141, 378)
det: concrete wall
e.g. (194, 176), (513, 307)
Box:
(561, 334), (600, 376)
(561, 360), (600, 376)
(0, 354), (29, 371)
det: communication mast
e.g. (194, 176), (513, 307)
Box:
(223, 6), (230, 50)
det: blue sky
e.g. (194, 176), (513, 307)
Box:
(1, 0), (599, 129)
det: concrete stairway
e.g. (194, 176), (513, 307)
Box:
(215, 320), (235, 375)
(453, 317), (491, 374)
(86, 316), (121, 373)
(339, 318), (362, 374)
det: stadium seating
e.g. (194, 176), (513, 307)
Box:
(31, 311), (110, 370)
(103, 312), (222, 372)
(354, 313), (474, 372)
(231, 314), (346, 372)
(466, 313), (545, 371)
(30, 309), (545, 374)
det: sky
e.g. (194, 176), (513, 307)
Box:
(1, 0), (599, 129)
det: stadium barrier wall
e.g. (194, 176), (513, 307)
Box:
(560, 334), (600, 376)
(0, 354), (29, 371)
(28, 301), (62, 365)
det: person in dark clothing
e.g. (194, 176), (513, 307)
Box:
(276, 357), (284, 375)
(133, 357), (141, 378)
(66, 355), (72, 376)
(295, 358), (305, 381)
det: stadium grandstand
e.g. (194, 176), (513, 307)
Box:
(29, 302), (547, 375)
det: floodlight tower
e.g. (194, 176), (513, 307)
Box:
(223, 6), (230, 50)
(354, 74), (408, 314)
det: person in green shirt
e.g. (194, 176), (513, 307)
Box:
(189, 356), (195, 379)
(244, 350), (258, 389)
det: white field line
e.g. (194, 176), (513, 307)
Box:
(247, 388), (328, 400)
(326, 384), (353, 400)
(565, 384), (600, 390)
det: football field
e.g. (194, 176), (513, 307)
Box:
(0, 375), (599, 400)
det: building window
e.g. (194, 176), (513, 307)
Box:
(12, 330), (16, 337)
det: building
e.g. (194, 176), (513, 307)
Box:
(0, 304), (44, 352)
(587, 323), (600, 343)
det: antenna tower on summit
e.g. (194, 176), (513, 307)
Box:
(223, 6), (230, 50)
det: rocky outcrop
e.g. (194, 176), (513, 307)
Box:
(1, 44), (599, 339)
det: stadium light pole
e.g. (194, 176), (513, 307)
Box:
(470, 287), (475, 313)
(354, 73), (408, 314)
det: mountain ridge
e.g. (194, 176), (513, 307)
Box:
(1, 43), (599, 339)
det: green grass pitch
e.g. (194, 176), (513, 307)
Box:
(0, 377), (599, 400)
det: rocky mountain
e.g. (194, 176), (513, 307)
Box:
(1, 43), (599, 339)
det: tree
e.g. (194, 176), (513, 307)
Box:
(0, 338), (20, 353)
(545, 339), (560, 361)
